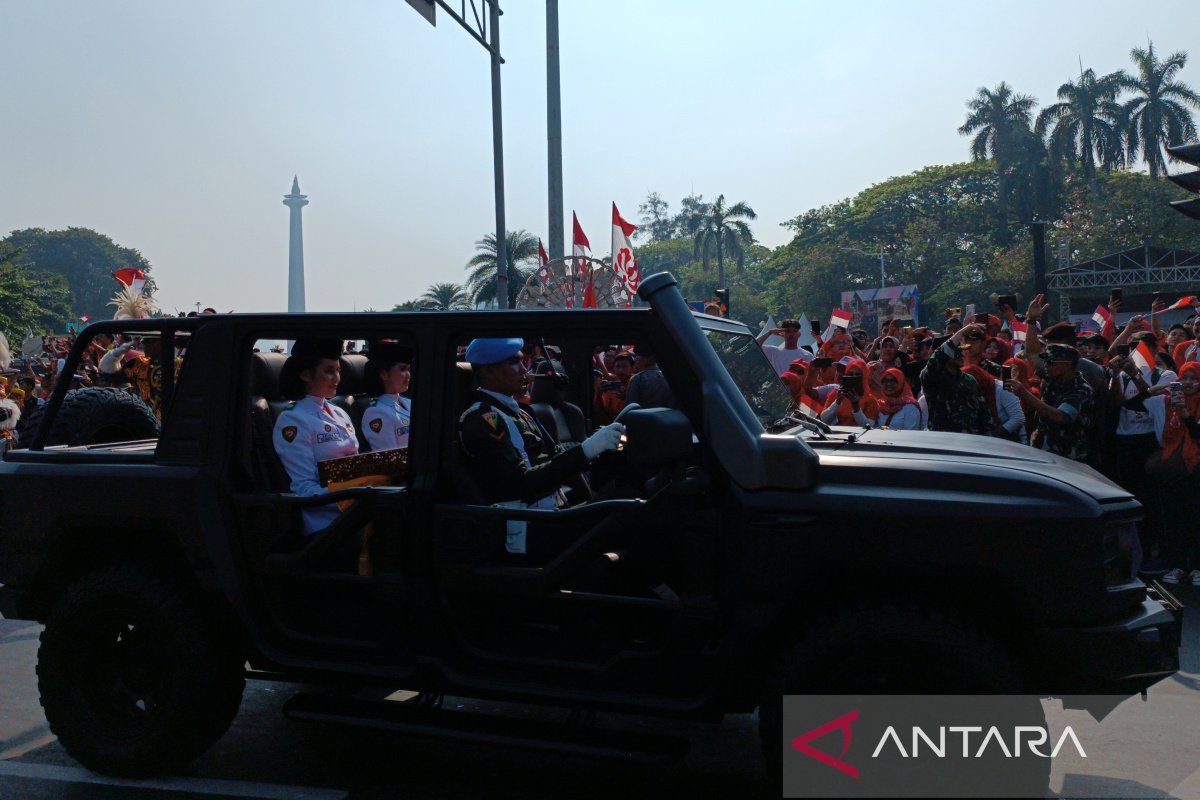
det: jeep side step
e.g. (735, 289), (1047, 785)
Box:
(282, 691), (691, 764)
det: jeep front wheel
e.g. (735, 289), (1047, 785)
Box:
(37, 566), (245, 776)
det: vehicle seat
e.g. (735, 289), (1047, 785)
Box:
(250, 352), (291, 492)
(529, 375), (586, 448)
(332, 354), (370, 451)
(442, 361), (485, 504)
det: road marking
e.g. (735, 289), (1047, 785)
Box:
(0, 761), (349, 799)
(0, 730), (56, 761)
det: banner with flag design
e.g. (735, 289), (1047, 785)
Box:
(611, 202), (640, 297)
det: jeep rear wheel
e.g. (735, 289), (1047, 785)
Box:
(37, 566), (245, 776)
(17, 387), (159, 450)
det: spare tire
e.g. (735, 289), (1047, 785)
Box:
(16, 388), (159, 449)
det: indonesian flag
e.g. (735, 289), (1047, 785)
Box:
(1011, 321), (1028, 342)
(611, 202), (640, 296)
(80, 315), (91, 323)
(1131, 341), (1157, 373)
(112, 267), (146, 294)
(1162, 296), (1199, 313)
(571, 212), (590, 278)
(797, 393), (822, 417)
(821, 308), (853, 341)
(1092, 305), (1112, 327)
(536, 238), (550, 285)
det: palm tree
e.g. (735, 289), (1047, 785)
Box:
(419, 282), (469, 311)
(1036, 68), (1127, 186)
(464, 229), (539, 308)
(687, 194), (756, 291)
(959, 82), (1039, 240)
(1121, 43), (1200, 177)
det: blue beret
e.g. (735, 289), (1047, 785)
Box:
(465, 337), (524, 365)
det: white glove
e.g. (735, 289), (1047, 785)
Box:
(581, 422), (625, 460)
(98, 341), (135, 374)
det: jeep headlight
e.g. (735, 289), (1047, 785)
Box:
(1104, 522), (1142, 586)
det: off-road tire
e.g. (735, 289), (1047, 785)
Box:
(37, 566), (245, 776)
(759, 603), (1038, 789)
(17, 388), (159, 449)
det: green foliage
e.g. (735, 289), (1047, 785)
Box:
(391, 299), (423, 311)
(419, 282), (470, 311)
(0, 242), (73, 337)
(1122, 43), (1200, 176)
(1036, 68), (1128, 183)
(687, 194), (757, 287)
(1, 227), (154, 320)
(464, 229), (539, 308)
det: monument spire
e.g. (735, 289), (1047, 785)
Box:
(283, 176), (309, 312)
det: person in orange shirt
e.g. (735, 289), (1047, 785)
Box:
(594, 350), (634, 424)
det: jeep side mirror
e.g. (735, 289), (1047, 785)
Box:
(621, 407), (694, 468)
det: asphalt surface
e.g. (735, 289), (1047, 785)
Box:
(1, 585), (1199, 800)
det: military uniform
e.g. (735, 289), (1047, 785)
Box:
(361, 393), (411, 451)
(1031, 373), (1096, 464)
(919, 341), (993, 435)
(272, 395), (358, 534)
(459, 388), (585, 554)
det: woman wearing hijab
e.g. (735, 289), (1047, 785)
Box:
(819, 358), (878, 426)
(787, 358), (838, 408)
(984, 337), (1013, 365)
(1123, 361), (1200, 585)
(873, 368), (922, 430)
(962, 364), (1026, 441)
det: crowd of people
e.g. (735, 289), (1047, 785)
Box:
(759, 294), (1200, 587)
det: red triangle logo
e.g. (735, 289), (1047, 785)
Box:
(790, 709), (860, 779)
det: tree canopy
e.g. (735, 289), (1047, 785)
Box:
(0, 242), (73, 337)
(1, 227), (154, 321)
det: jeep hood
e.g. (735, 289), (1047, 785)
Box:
(817, 427), (1134, 504)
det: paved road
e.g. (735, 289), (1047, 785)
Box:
(2, 586), (1198, 800)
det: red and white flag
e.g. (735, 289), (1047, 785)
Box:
(537, 238), (550, 285)
(112, 267), (146, 294)
(821, 308), (854, 343)
(1011, 321), (1028, 343)
(1131, 341), (1157, 373)
(1161, 296), (1199, 313)
(79, 315), (91, 323)
(1092, 305), (1112, 327)
(571, 212), (590, 278)
(611, 202), (640, 297)
(797, 394), (822, 417)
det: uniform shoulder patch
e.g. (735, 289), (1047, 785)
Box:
(481, 410), (507, 440)
(369, 418), (383, 433)
(281, 425), (298, 443)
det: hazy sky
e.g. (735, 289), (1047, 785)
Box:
(3, 0), (1199, 314)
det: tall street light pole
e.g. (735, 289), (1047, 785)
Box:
(545, 0), (564, 266)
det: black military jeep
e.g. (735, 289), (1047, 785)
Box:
(0, 272), (1183, 779)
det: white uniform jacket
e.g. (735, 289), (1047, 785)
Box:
(361, 393), (412, 451)
(272, 395), (359, 534)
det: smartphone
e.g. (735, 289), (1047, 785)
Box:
(1001, 365), (1013, 383)
(996, 294), (1017, 310)
(1169, 381), (1185, 408)
(811, 357), (832, 369)
(841, 374), (863, 395)
(1116, 343), (1131, 357)
(974, 312), (989, 325)
(810, 320), (822, 335)
(1152, 291), (1161, 301)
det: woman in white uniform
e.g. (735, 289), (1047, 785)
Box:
(361, 341), (413, 452)
(272, 339), (358, 535)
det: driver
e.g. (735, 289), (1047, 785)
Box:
(458, 338), (624, 554)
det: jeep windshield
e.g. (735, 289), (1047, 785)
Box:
(702, 328), (801, 434)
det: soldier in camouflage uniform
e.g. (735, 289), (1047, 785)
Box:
(1006, 343), (1096, 464)
(919, 323), (994, 435)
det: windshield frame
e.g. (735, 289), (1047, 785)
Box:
(698, 320), (799, 434)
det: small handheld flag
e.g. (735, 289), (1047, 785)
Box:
(1011, 321), (1028, 343)
(1092, 305), (1112, 327)
(1131, 341), (1157, 373)
(1154, 296), (1199, 315)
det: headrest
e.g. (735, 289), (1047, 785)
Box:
(454, 361), (477, 415)
(529, 376), (558, 405)
(337, 354), (369, 396)
(252, 352), (289, 398)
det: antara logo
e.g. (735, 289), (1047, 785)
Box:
(791, 711), (1086, 779)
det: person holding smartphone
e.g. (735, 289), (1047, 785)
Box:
(594, 349), (634, 424)
(819, 359), (878, 426)
(919, 323), (993, 435)
(1121, 361), (1200, 585)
